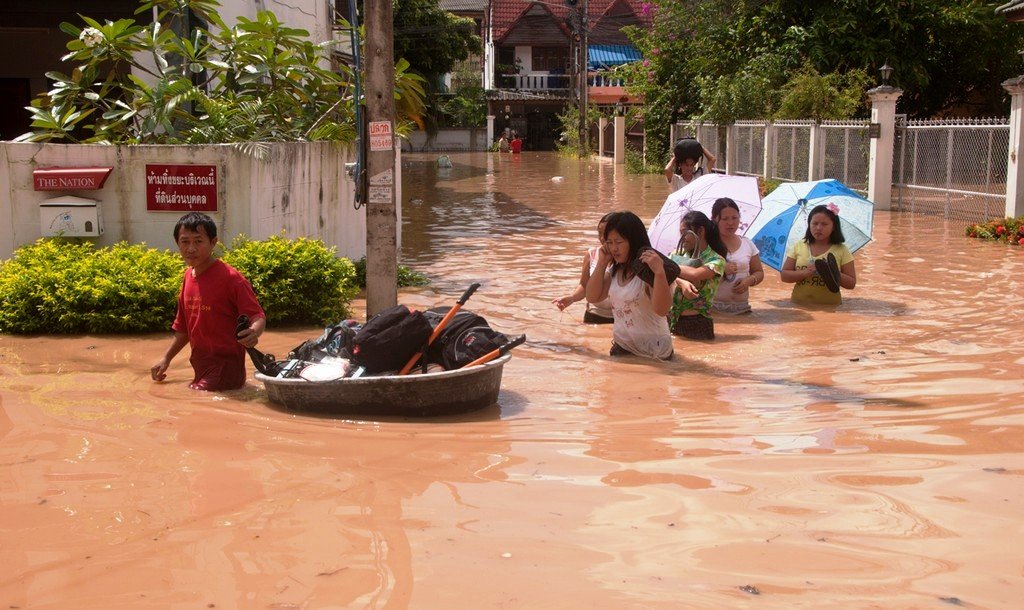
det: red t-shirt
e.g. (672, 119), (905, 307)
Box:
(172, 260), (265, 391)
(510, 138), (522, 153)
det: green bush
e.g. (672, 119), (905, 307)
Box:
(221, 235), (359, 326)
(352, 258), (430, 289)
(625, 145), (662, 175)
(0, 235), (369, 334)
(0, 239), (182, 333)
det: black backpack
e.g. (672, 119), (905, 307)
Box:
(423, 307), (510, 370)
(351, 304), (433, 374)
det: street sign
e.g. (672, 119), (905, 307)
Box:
(369, 121), (393, 151)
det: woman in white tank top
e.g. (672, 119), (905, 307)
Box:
(585, 211), (673, 360)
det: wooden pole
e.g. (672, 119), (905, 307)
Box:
(578, 0), (589, 157)
(363, 0), (398, 316)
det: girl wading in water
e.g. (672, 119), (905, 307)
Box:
(781, 204), (857, 305)
(586, 211), (674, 360)
(668, 211), (727, 340)
(552, 213), (614, 324)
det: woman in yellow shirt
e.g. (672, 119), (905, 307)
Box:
(780, 204), (857, 305)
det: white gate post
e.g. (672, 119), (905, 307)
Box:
(762, 121), (775, 181)
(614, 114), (626, 165)
(598, 116), (607, 157)
(867, 85), (903, 210)
(725, 123), (737, 175)
(808, 122), (823, 181)
(1003, 76), (1024, 218)
(486, 115), (495, 147)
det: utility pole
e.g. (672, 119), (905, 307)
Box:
(578, 0), (589, 157)
(363, 0), (398, 315)
(566, 0), (589, 156)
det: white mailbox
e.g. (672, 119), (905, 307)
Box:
(40, 196), (103, 237)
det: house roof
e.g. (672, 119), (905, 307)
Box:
(491, 0), (652, 44)
(997, 0), (1024, 21)
(438, 0), (487, 12)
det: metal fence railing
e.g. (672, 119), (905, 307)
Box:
(771, 120), (814, 183)
(894, 117), (1009, 222)
(820, 120), (870, 192)
(733, 121), (767, 177)
(658, 116), (1009, 221)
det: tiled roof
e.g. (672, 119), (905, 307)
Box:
(491, 0), (653, 44)
(438, 0), (487, 12)
(997, 0), (1024, 15)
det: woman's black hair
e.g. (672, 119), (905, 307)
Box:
(602, 211), (651, 279)
(803, 204), (846, 244)
(678, 210), (728, 259)
(598, 211), (615, 226)
(710, 197), (740, 222)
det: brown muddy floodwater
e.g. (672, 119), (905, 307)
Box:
(2, 151), (1023, 609)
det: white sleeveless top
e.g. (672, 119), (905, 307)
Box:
(713, 236), (759, 314)
(587, 246), (614, 318)
(606, 269), (673, 360)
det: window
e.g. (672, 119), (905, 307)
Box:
(531, 47), (568, 72)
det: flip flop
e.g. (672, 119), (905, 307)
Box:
(813, 255), (841, 293)
(633, 246), (681, 286)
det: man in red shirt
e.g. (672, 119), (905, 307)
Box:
(151, 213), (266, 391)
(509, 133), (523, 154)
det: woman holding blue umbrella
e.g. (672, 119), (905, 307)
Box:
(780, 204), (857, 305)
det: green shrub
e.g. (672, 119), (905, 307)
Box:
(0, 235), (369, 334)
(352, 258), (430, 288)
(625, 145), (662, 175)
(0, 239), (182, 333)
(221, 235), (359, 326)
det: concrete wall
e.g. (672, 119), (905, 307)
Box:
(0, 142), (386, 261)
(218, 0), (334, 42)
(401, 129), (490, 152)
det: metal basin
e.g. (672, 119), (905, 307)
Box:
(255, 354), (511, 417)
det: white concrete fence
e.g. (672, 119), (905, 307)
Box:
(0, 142), (394, 261)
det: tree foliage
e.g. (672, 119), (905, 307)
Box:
(393, 0), (482, 81)
(393, 0), (482, 130)
(621, 0), (1024, 166)
(17, 0), (425, 145)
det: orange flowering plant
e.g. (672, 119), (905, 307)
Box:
(965, 216), (1024, 246)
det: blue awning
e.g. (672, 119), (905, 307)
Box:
(587, 44), (642, 70)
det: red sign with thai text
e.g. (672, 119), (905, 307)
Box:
(33, 167), (112, 191)
(145, 164), (218, 212)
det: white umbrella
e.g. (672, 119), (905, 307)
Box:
(647, 173), (762, 255)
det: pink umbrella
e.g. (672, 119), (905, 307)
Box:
(647, 173), (762, 255)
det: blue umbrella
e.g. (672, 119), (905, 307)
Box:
(743, 179), (874, 271)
